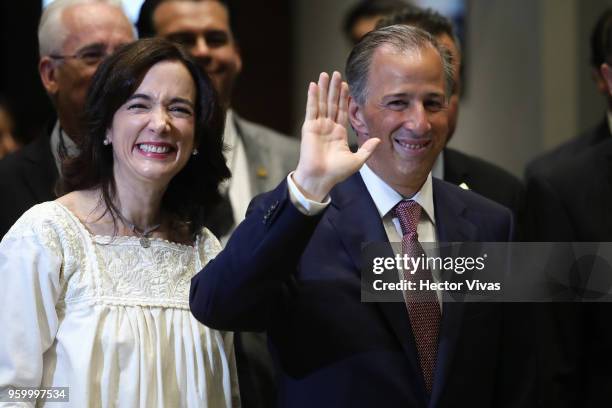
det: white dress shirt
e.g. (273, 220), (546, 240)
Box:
(358, 163), (437, 244)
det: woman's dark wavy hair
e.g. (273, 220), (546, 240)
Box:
(61, 37), (230, 236)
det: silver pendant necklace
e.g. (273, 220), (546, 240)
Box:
(115, 210), (162, 248)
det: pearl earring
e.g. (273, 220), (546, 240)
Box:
(192, 149), (199, 156)
(103, 138), (111, 146)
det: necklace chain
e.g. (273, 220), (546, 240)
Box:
(115, 210), (162, 247)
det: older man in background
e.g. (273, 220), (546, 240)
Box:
(0, 0), (134, 237)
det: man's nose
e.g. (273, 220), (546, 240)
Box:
(403, 104), (431, 136)
(192, 36), (210, 58)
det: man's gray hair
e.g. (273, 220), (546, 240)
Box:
(346, 24), (455, 105)
(38, 0), (125, 57)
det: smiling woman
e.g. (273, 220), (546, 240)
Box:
(0, 38), (237, 407)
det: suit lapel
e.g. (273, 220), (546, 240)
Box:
(443, 148), (469, 188)
(429, 179), (480, 407)
(232, 114), (272, 195)
(329, 174), (427, 401)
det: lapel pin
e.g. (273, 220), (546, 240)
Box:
(256, 166), (268, 178)
(459, 182), (470, 190)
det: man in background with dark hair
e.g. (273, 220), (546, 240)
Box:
(525, 9), (612, 179)
(343, 0), (410, 44)
(368, 6), (526, 224)
(137, 0), (299, 243)
(137, 1), (296, 407)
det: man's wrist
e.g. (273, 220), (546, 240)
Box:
(287, 172), (330, 215)
(292, 169), (333, 202)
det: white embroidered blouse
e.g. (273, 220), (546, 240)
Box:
(0, 202), (240, 407)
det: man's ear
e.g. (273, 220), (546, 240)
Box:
(39, 57), (59, 95)
(348, 96), (369, 140)
(601, 63), (612, 96)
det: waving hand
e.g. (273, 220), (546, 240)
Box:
(293, 71), (380, 201)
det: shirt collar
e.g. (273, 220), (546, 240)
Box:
(359, 163), (435, 224)
(50, 120), (79, 175)
(224, 108), (237, 150)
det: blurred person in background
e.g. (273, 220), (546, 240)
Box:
(137, 0), (299, 242)
(525, 8), (612, 179)
(524, 8), (612, 407)
(343, 0), (411, 44)
(0, 0), (135, 238)
(0, 98), (20, 158)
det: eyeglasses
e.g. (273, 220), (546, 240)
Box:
(49, 46), (110, 67)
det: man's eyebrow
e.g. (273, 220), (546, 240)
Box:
(382, 93), (409, 99)
(76, 42), (106, 52)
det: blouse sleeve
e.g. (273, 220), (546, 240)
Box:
(0, 213), (63, 404)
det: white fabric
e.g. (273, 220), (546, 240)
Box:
(220, 110), (252, 244)
(359, 164), (437, 243)
(0, 202), (240, 408)
(286, 172), (331, 216)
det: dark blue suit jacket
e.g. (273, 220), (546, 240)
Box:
(191, 174), (531, 408)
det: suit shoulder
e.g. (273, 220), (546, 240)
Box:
(525, 122), (608, 178)
(435, 178), (512, 219)
(533, 139), (611, 189)
(445, 148), (522, 188)
(234, 115), (299, 152)
(0, 143), (29, 173)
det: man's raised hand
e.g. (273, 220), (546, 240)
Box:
(294, 71), (380, 201)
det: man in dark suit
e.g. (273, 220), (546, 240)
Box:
(524, 14), (612, 407)
(191, 25), (529, 407)
(525, 8), (612, 180)
(0, 0), (135, 238)
(345, 4), (525, 221)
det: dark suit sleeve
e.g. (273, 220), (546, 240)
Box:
(190, 181), (324, 331)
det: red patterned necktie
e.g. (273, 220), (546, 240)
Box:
(394, 200), (440, 394)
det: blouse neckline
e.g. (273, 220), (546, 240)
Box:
(51, 201), (197, 250)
